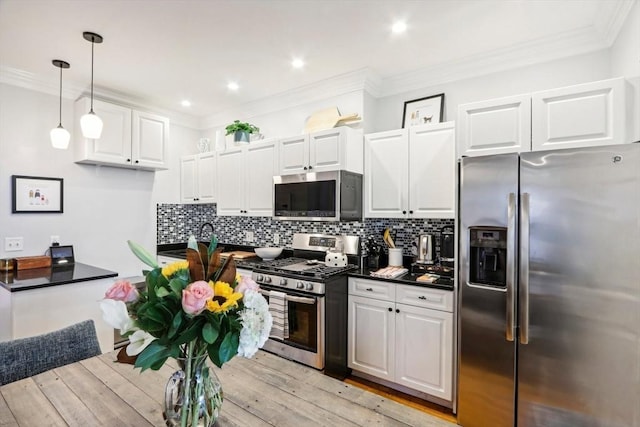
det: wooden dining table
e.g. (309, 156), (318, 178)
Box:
(0, 349), (456, 426)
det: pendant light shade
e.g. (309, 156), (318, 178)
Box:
(51, 59), (71, 149)
(81, 31), (103, 139)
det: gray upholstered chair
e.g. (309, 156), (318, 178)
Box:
(0, 319), (102, 385)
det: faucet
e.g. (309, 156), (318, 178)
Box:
(198, 222), (214, 242)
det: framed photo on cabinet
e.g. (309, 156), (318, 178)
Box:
(11, 175), (64, 213)
(402, 93), (445, 128)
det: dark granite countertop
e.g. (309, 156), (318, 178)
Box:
(0, 262), (118, 292)
(348, 266), (455, 291)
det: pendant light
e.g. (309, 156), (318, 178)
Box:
(50, 59), (71, 149)
(80, 31), (104, 139)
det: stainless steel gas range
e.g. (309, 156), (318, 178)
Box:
(252, 233), (359, 378)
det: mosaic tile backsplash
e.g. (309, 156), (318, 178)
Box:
(157, 203), (455, 258)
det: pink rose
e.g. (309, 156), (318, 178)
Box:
(105, 280), (139, 302)
(182, 281), (214, 315)
(235, 275), (259, 295)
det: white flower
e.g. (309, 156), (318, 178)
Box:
(237, 289), (272, 358)
(99, 299), (135, 334)
(126, 330), (157, 356)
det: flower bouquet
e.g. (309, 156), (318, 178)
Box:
(100, 236), (272, 427)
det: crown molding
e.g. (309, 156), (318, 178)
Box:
(595, 0), (636, 46)
(199, 68), (382, 129)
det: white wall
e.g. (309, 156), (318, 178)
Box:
(371, 50), (612, 133)
(0, 83), (196, 277)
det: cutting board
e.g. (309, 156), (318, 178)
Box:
(220, 251), (258, 259)
(304, 107), (360, 133)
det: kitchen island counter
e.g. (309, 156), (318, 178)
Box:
(0, 262), (118, 292)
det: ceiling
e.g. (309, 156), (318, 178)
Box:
(0, 0), (634, 121)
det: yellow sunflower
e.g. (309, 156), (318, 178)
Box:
(161, 260), (189, 278)
(206, 281), (243, 313)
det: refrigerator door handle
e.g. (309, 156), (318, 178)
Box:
(520, 192), (530, 345)
(506, 192), (517, 342)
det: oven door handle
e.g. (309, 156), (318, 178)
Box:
(258, 289), (317, 305)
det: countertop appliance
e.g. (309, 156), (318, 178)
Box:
(439, 226), (454, 268)
(414, 234), (435, 264)
(273, 170), (362, 221)
(252, 233), (359, 378)
(458, 144), (640, 427)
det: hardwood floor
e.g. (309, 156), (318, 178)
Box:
(345, 376), (457, 424)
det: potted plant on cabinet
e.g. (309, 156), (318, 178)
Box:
(225, 120), (260, 143)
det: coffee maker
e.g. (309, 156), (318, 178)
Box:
(439, 226), (455, 268)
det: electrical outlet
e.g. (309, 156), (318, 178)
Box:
(245, 231), (254, 242)
(5, 237), (24, 252)
(50, 235), (60, 245)
(273, 233), (280, 245)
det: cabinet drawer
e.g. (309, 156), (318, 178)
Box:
(349, 278), (395, 301)
(396, 285), (453, 312)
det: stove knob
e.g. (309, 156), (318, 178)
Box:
(305, 283), (314, 291)
(264, 276), (272, 284)
(256, 274), (264, 282)
(279, 278), (288, 286)
(296, 281), (304, 289)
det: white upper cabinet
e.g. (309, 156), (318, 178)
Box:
(457, 77), (626, 158)
(457, 94), (531, 158)
(365, 122), (456, 219)
(216, 139), (279, 216)
(75, 97), (169, 170)
(180, 152), (216, 204)
(531, 77), (625, 151)
(278, 127), (363, 175)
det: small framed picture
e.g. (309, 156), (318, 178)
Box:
(11, 175), (64, 213)
(402, 93), (445, 128)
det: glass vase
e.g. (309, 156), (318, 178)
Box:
(163, 353), (223, 427)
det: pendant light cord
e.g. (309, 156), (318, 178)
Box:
(58, 65), (63, 126)
(89, 38), (95, 113)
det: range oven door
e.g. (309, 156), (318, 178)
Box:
(258, 284), (325, 369)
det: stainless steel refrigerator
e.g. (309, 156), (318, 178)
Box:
(457, 143), (640, 427)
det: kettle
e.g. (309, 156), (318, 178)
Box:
(415, 234), (435, 264)
(325, 240), (348, 267)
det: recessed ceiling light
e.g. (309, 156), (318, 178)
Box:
(392, 21), (407, 34)
(292, 58), (305, 69)
(227, 82), (239, 91)
(181, 100), (191, 107)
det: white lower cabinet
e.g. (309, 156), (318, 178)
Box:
(348, 278), (453, 401)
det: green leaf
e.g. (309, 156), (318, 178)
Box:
(168, 311), (183, 339)
(168, 278), (185, 297)
(208, 344), (222, 368)
(127, 240), (159, 269)
(174, 318), (204, 345)
(202, 322), (219, 344)
(218, 331), (239, 366)
(134, 341), (170, 371)
(207, 235), (218, 258)
(155, 287), (170, 298)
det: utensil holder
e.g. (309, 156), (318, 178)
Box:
(388, 248), (403, 267)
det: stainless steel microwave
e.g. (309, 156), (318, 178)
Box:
(273, 170), (362, 221)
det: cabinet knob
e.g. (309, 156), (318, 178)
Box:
(388, 307), (392, 312)
(395, 308), (400, 313)
(402, 210), (407, 214)
(418, 295), (427, 300)
(303, 166), (308, 170)
(135, 160), (139, 164)
(126, 158), (131, 162)
(409, 210), (414, 214)
(365, 287), (373, 291)
(308, 165), (313, 170)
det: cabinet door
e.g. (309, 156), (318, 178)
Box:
(364, 129), (408, 218)
(457, 94), (531, 157)
(216, 148), (245, 215)
(348, 295), (395, 381)
(197, 152), (216, 203)
(531, 77), (625, 151)
(76, 98), (132, 165)
(244, 141), (278, 216)
(395, 303), (453, 400)
(309, 128), (344, 172)
(279, 134), (309, 175)
(409, 122), (456, 218)
(180, 155), (198, 203)
(132, 110), (169, 169)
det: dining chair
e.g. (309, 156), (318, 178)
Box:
(0, 319), (102, 385)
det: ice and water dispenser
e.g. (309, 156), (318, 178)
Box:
(468, 227), (507, 287)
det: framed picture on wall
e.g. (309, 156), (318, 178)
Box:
(402, 93), (445, 128)
(11, 175), (64, 213)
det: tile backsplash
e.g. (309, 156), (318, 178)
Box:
(157, 203), (454, 257)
